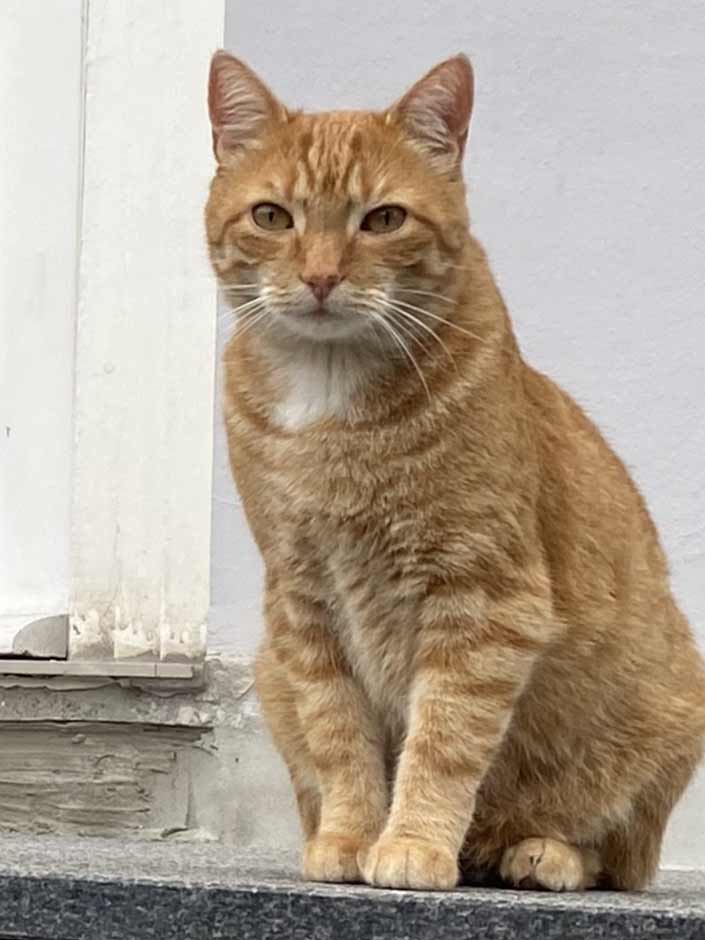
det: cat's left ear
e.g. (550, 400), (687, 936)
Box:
(389, 54), (474, 172)
(208, 51), (287, 162)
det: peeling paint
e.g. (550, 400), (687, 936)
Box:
(69, 608), (112, 659)
(69, 605), (206, 663)
(113, 609), (159, 660)
(160, 620), (208, 662)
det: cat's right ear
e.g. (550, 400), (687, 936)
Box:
(208, 51), (286, 162)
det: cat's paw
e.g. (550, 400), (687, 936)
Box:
(302, 833), (367, 884)
(359, 835), (459, 890)
(500, 837), (599, 892)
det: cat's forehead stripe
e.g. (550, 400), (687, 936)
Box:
(290, 115), (376, 202)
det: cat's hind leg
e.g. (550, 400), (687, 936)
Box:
(600, 754), (700, 890)
(500, 838), (602, 892)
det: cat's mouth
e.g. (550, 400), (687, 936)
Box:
(305, 303), (332, 317)
(276, 302), (366, 342)
(288, 300), (344, 321)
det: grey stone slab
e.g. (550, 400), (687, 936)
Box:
(0, 659), (196, 679)
(0, 659), (158, 677)
(0, 835), (703, 940)
(154, 662), (196, 679)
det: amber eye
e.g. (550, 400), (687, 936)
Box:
(252, 203), (294, 231)
(360, 205), (406, 234)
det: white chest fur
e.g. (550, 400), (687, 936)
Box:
(272, 343), (369, 431)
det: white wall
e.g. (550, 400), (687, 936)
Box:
(0, 1), (83, 646)
(213, 0), (705, 660)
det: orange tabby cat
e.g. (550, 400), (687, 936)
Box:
(205, 50), (705, 891)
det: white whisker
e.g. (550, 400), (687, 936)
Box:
(396, 288), (457, 305)
(230, 306), (270, 340)
(388, 313), (430, 352)
(390, 298), (483, 342)
(368, 310), (432, 402)
(228, 297), (266, 316)
(375, 297), (456, 367)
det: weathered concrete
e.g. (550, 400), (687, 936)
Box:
(0, 835), (703, 939)
(0, 657), (300, 848)
(0, 721), (207, 837)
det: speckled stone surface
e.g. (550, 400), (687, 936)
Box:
(0, 834), (703, 939)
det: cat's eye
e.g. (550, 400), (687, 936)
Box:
(360, 205), (406, 234)
(252, 203), (294, 231)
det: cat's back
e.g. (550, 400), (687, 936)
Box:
(520, 360), (682, 630)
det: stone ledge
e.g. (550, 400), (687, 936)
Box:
(0, 835), (703, 940)
(0, 658), (198, 679)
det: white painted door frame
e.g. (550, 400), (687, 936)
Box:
(1, 0), (224, 663)
(0, 1), (84, 656)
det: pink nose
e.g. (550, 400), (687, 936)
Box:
(302, 274), (341, 303)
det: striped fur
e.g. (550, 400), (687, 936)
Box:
(205, 52), (705, 891)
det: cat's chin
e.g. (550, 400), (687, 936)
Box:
(273, 310), (370, 345)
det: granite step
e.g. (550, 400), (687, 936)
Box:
(0, 834), (703, 939)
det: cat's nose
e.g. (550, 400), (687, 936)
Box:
(301, 274), (342, 303)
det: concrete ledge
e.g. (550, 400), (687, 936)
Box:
(0, 659), (198, 678)
(0, 835), (703, 940)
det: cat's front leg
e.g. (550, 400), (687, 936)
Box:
(298, 670), (388, 884)
(270, 586), (388, 884)
(360, 583), (554, 890)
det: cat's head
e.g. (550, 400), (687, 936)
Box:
(205, 52), (473, 345)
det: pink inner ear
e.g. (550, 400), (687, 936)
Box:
(208, 51), (244, 132)
(208, 51), (285, 158)
(395, 55), (474, 163)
